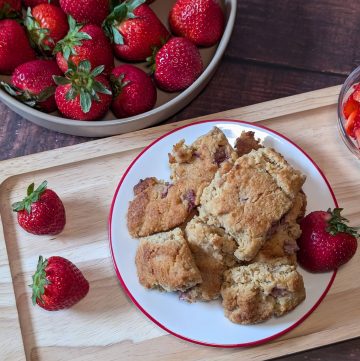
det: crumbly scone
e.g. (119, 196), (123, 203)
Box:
(135, 228), (202, 292)
(127, 177), (196, 238)
(221, 262), (306, 324)
(235, 131), (263, 157)
(253, 191), (307, 265)
(168, 127), (238, 205)
(180, 217), (238, 302)
(199, 147), (306, 261)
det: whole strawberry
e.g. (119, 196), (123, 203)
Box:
(23, 0), (60, 8)
(12, 181), (66, 235)
(111, 64), (156, 118)
(149, 37), (203, 92)
(0, 0), (21, 19)
(54, 17), (114, 74)
(297, 208), (359, 272)
(31, 256), (89, 311)
(0, 20), (36, 75)
(59, 0), (110, 26)
(25, 3), (69, 54)
(0, 59), (62, 112)
(54, 60), (112, 121)
(169, 0), (224, 47)
(103, 0), (169, 62)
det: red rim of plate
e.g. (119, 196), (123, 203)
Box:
(108, 119), (338, 348)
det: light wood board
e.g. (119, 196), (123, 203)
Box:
(1, 85), (360, 361)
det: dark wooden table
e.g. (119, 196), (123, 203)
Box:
(1, 0), (359, 359)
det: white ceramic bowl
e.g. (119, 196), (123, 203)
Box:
(0, 0), (237, 137)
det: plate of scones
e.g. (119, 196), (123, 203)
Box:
(109, 120), (337, 347)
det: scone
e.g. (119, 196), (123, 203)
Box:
(235, 131), (263, 157)
(253, 191), (307, 265)
(127, 177), (195, 237)
(199, 147), (306, 261)
(169, 127), (238, 206)
(221, 262), (306, 324)
(135, 228), (202, 292)
(180, 217), (238, 302)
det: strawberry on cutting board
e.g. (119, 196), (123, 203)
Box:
(31, 256), (89, 311)
(169, 0), (225, 47)
(297, 208), (359, 272)
(12, 181), (66, 235)
(102, 0), (169, 62)
(0, 0), (21, 19)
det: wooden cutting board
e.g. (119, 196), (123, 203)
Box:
(1, 85), (360, 361)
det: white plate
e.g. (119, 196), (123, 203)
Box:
(109, 120), (337, 347)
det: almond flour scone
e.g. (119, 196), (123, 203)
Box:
(168, 127), (238, 206)
(199, 148), (306, 261)
(180, 217), (238, 302)
(235, 131), (263, 157)
(135, 228), (202, 292)
(221, 262), (306, 324)
(127, 177), (195, 238)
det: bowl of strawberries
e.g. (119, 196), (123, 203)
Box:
(0, 0), (236, 137)
(338, 65), (360, 159)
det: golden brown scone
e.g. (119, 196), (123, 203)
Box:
(180, 217), (238, 302)
(127, 177), (195, 238)
(135, 228), (202, 292)
(199, 148), (306, 261)
(169, 127), (238, 206)
(235, 131), (263, 157)
(221, 262), (306, 324)
(253, 191), (307, 265)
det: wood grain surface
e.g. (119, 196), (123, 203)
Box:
(1, 0), (360, 360)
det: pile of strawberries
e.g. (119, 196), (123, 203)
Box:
(342, 84), (360, 148)
(0, 0), (225, 121)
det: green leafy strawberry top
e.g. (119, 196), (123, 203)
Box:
(0, 2), (21, 20)
(326, 208), (359, 237)
(12, 181), (48, 214)
(102, 0), (145, 45)
(30, 256), (49, 305)
(53, 60), (112, 113)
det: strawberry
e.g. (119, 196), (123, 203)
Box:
(343, 94), (359, 119)
(23, 0), (60, 8)
(59, 0), (110, 26)
(31, 256), (89, 311)
(0, 59), (62, 112)
(54, 60), (112, 121)
(169, 0), (224, 47)
(297, 208), (359, 272)
(12, 181), (66, 235)
(54, 17), (114, 74)
(344, 111), (360, 138)
(25, 3), (69, 54)
(149, 37), (203, 92)
(111, 64), (156, 118)
(0, 20), (36, 75)
(102, 0), (169, 62)
(354, 126), (360, 148)
(0, 0), (21, 19)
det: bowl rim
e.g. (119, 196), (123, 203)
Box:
(337, 65), (360, 159)
(0, 0), (237, 130)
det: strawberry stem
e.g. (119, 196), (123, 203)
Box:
(12, 181), (48, 214)
(30, 256), (48, 305)
(326, 208), (359, 237)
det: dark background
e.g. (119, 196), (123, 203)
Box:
(1, 1), (359, 359)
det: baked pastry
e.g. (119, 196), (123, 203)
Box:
(135, 228), (202, 292)
(169, 127), (238, 206)
(199, 147), (306, 261)
(221, 262), (306, 324)
(180, 217), (238, 302)
(235, 131), (263, 157)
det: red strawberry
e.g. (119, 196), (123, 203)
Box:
(103, 0), (169, 62)
(110, 64), (156, 118)
(25, 3), (69, 54)
(169, 0), (224, 47)
(297, 208), (358, 272)
(0, 59), (62, 112)
(149, 37), (203, 92)
(54, 17), (114, 74)
(354, 126), (360, 148)
(54, 60), (112, 121)
(0, 0), (21, 19)
(59, 0), (110, 26)
(0, 20), (36, 75)
(12, 181), (66, 235)
(343, 94), (359, 119)
(23, 0), (60, 8)
(31, 256), (89, 311)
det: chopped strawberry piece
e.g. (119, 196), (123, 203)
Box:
(345, 111), (357, 137)
(354, 127), (360, 149)
(343, 94), (359, 119)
